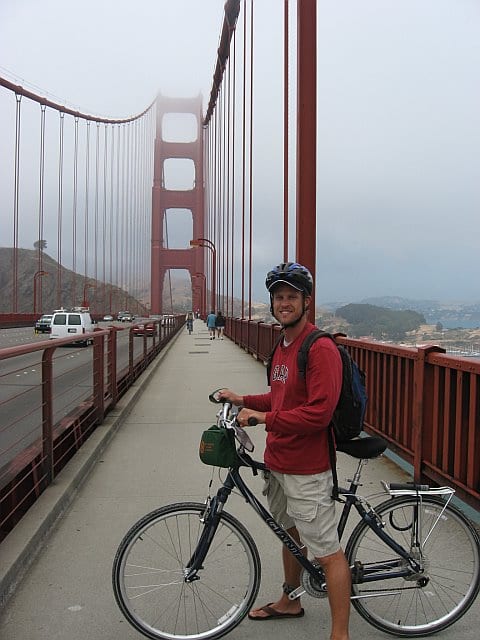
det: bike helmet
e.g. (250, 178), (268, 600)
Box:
(265, 262), (313, 296)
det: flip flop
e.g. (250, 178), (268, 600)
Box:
(248, 603), (305, 621)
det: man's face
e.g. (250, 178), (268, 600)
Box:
(271, 284), (309, 326)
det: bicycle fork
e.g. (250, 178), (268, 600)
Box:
(184, 487), (232, 582)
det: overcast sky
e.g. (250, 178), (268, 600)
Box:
(1, 0), (479, 305)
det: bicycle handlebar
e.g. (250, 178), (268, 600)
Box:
(208, 389), (255, 452)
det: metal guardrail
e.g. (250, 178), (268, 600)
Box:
(2, 314), (478, 543)
(226, 317), (480, 511)
(0, 318), (184, 542)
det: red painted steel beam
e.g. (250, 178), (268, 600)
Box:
(204, 0), (241, 126)
(151, 96), (205, 314)
(296, 0), (316, 322)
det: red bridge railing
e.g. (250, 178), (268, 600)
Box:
(227, 317), (480, 511)
(0, 318), (184, 542)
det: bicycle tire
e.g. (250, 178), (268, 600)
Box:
(112, 502), (261, 640)
(345, 495), (480, 637)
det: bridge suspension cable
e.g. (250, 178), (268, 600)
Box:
(0, 75), (156, 316)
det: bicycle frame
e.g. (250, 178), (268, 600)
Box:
(185, 464), (323, 584)
(185, 457), (426, 590)
(113, 397), (479, 640)
(188, 396), (454, 592)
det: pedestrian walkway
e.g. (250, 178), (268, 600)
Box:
(0, 319), (478, 639)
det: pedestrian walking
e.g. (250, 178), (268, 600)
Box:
(186, 311), (194, 335)
(206, 310), (217, 340)
(215, 311), (226, 339)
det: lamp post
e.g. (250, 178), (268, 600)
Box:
(193, 272), (206, 317)
(82, 283), (96, 308)
(190, 238), (216, 312)
(33, 270), (49, 315)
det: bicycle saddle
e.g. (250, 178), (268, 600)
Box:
(336, 436), (387, 459)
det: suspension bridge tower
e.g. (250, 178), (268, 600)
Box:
(150, 94), (205, 314)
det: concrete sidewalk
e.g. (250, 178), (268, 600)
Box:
(0, 319), (478, 640)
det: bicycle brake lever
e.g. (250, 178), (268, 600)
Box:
(231, 419), (255, 452)
(208, 389), (224, 404)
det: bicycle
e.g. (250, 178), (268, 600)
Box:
(112, 390), (480, 640)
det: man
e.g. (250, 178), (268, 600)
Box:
(215, 310), (226, 339)
(206, 310), (217, 340)
(219, 261), (351, 640)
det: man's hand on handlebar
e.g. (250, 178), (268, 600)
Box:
(214, 389), (265, 427)
(236, 408), (266, 428)
(217, 388), (244, 406)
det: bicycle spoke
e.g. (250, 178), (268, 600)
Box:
(347, 496), (480, 636)
(113, 503), (260, 640)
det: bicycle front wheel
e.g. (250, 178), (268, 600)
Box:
(346, 495), (480, 637)
(112, 502), (261, 640)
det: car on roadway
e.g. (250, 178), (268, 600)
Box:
(34, 314), (53, 334)
(49, 308), (95, 346)
(117, 311), (134, 322)
(133, 321), (158, 337)
(103, 314), (114, 321)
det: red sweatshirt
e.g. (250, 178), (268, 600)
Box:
(244, 323), (342, 474)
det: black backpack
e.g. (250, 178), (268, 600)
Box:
(267, 329), (368, 443)
(266, 329), (368, 499)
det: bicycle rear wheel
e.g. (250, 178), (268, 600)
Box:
(346, 495), (480, 637)
(112, 502), (261, 640)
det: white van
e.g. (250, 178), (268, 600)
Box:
(50, 308), (95, 345)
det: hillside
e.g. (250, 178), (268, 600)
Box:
(0, 248), (270, 319)
(1, 249), (479, 355)
(0, 247), (147, 315)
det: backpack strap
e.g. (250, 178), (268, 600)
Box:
(297, 328), (342, 501)
(327, 424), (340, 500)
(266, 330), (285, 385)
(297, 329), (335, 377)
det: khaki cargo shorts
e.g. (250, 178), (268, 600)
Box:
(262, 469), (340, 559)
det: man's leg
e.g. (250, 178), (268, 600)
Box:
(317, 549), (351, 640)
(248, 526), (305, 619)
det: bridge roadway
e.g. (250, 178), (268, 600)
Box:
(0, 319), (478, 639)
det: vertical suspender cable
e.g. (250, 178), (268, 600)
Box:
(109, 125), (116, 312)
(241, 0), (247, 318)
(102, 125), (108, 310)
(72, 117), (79, 307)
(222, 74), (228, 311)
(226, 58), (231, 317)
(57, 112), (65, 310)
(248, 0), (254, 320)
(126, 123), (132, 306)
(219, 94), (222, 309)
(94, 123), (100, 288)
(132, 120), (138, 311)
(220, 88), (225, 310)
(207, 124), (213, 311)
(37, 104), (47, 311)
(84, 121), (91, 295)
(115, 125), (121, 309)
(230, 32), (236, 319)
(283, 0), (289, 262)
(121, 125), (127, 306)
(214, 106), (219, 299)
(12, 94), (22, 313)
(134, 119), (141, 311)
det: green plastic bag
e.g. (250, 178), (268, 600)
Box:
(199, 426), (237, 468)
